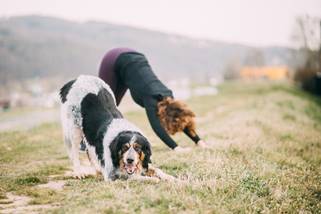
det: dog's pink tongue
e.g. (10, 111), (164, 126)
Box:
(126, 165), (136, 173)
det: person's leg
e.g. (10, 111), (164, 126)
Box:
(99, 55), (128, 106)
(115, 84), (128, 106)
(99, 60), (118, 95)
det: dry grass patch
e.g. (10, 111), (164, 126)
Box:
(0, 81), (320, 213)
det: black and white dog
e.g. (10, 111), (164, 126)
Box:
(59, 75), (174, 181)
(60, 75), (151, 180)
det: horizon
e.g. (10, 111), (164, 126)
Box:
(0, 14), (294, 49)
(1, 0), (320, 48)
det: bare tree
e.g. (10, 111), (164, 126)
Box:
(291, 15), (321, 95)
(291, 15), (320, 51)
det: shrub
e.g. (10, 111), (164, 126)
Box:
(294, 50), (321, 95)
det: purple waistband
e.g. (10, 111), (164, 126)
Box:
(99, 47), (136, 80)
(102, 48), (136, 68)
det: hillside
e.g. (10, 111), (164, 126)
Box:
(0, 16), (297, 83)
(0, 81), (320, 213)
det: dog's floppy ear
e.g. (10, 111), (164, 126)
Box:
(109, 134), (122, 168)
(141, 137), (152, 169)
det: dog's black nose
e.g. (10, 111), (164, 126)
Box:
(127, 158), (134, 164)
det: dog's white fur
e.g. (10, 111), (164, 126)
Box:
(61, 75), (141, 179)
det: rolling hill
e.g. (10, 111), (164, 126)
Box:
(0, 15), (297, 83)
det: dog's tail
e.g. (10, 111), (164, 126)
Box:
(59, 79), (76, 103)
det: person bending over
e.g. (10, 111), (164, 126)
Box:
(98, 48), (207, 152)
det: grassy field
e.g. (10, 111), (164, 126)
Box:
(0, 81), (321, 213)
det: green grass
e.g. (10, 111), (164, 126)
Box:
(0, 107), (44, 122)
(1, 81), (321, 213)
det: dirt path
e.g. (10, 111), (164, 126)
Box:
(0, 192), (59, 213)
(0, 108), (60, 132)
(0, 176), (67, 213)
(0, 99), (138, 132)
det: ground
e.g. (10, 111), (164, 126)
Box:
(0, 81), (321, 213)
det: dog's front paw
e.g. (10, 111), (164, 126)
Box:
(154, 168), (178, 181)
(72, 171), (86, 179)
(73, 166), (95, 179)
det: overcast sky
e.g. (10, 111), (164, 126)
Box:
(0, 0), (320, 47)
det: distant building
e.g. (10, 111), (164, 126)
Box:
(240, 66), (289, 80)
